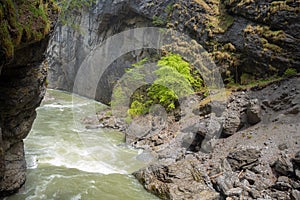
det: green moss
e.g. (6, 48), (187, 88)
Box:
(128, 100), (149, 117)
(152, 16), (166, 26)
(217, 3), (234, 33)
(0, 0), (57, 60)
(0, 21), (14, 57)
(226, 76), (283, 90)
(240, 73), (254, 85)
(54, 0), (95, 27)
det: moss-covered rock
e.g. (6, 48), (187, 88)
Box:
(0, 0), (58, 64)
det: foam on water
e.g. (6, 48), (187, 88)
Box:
(24, 90), (146, 175)
(3, 90), (159, 200)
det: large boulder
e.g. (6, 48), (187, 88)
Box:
(133, 159), (220, 200)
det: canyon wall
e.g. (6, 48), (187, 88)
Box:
(0, 0), (57, 196)
(48, 0), (300, 104)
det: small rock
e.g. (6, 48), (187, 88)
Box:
(243, 169), (257, 185)
(225, 187), (243, 197)
(249, 189), (260, 199)
(247, 99), (261, 125)
(85, 124), (104, 129)
(292, 151), (300, 167)
(291, 189), (300, 200)
(223, 110), (241, 136)
(277, 176), (290, 183)
(272, 155), (294, 176)
(291, 179), (300, 189)
(227, 148), (260, 171)
(278, 143), (288, 151)
(273, 177), (292, 191)
(285, 106), (300, 115)
(136, 150), (156, 163)
(215, 172), (239, 196)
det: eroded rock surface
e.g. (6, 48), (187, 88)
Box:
(0, 1), (57, 196)
(48, 0), (300, 105)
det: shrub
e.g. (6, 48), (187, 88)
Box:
(126, 53), (205, 117)
(128, 100), (149, 117)
(152, 16), (166, 26)
(283, 68), (297, 77)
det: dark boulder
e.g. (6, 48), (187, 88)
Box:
(227, 148), (261, 171)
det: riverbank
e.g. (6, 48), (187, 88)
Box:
(93, 76), (300, 199)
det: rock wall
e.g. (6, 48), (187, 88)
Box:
(48, 0), (299, 104)
(47, 0), (173, 104)
(0, 0), (57, 196)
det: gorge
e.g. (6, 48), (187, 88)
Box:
(0, 0), (300, 199)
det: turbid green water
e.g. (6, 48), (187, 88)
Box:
(6, 90), (158, 200)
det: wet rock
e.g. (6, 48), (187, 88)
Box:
(0, 142), (26, 196)
(85, 124), (104, 129)
(227, 149), (260, 171)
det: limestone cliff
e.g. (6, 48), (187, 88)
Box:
(48, 0), (299, 104)
(0, 0), (57, 196)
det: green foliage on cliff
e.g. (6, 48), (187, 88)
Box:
(0, 0), (94, 61)
(283, 68), (297, 77)
(125, 54), (205, 117)
(53, 0), (95, 26)
(0, 0), (58, 61)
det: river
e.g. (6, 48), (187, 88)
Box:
(6, 90), (158, 200)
